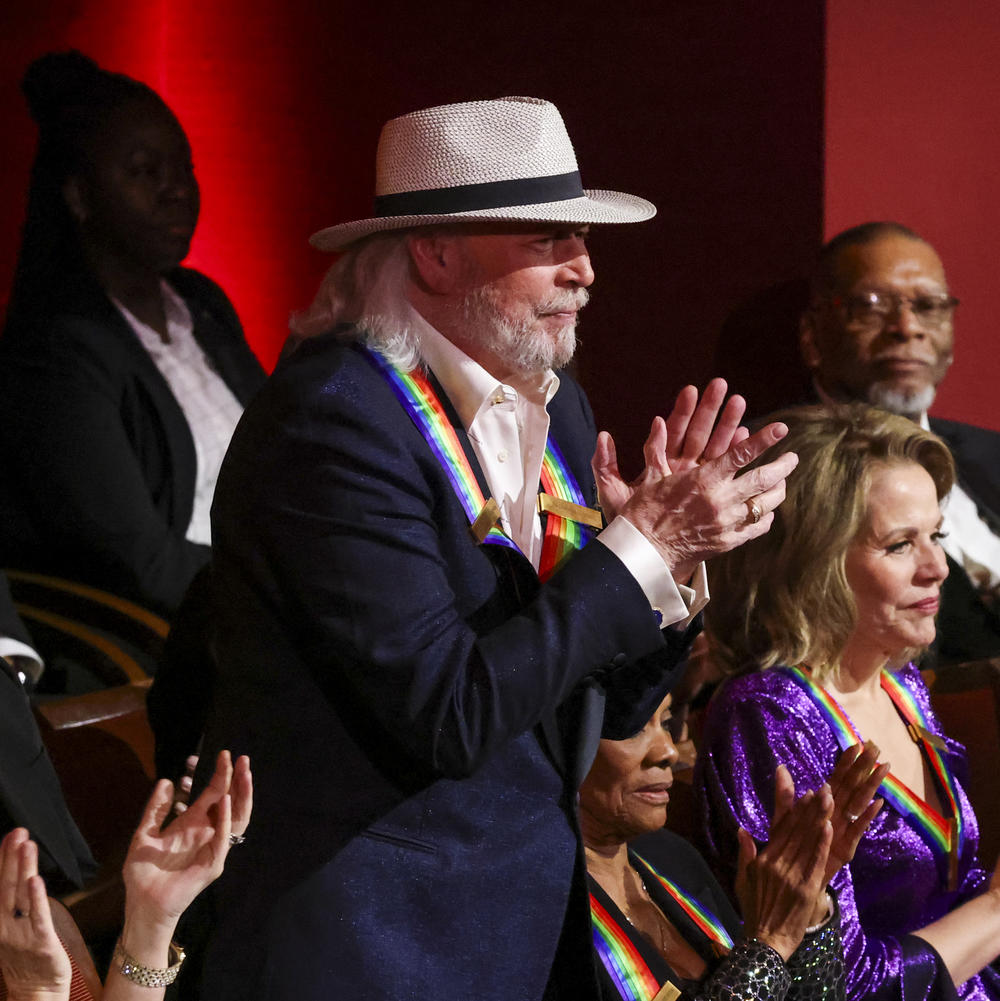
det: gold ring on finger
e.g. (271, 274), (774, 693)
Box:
(745, 500), (762, 525)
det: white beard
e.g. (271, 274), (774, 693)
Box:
(460, 283), (588, 377)
(867, 382), (936, 419)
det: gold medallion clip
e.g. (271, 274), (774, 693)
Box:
(907, 722), (947, 751)
(536, 493), (603, 529)
(653, 982), (681, 1001)
(471, 498), (503, 543)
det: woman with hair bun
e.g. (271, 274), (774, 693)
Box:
(0, 51), (265, 616)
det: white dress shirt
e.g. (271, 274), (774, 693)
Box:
(918, 414), (1000, 595)
(113, 280), (245, 545)
(412, 310), (707, 629)
(0, 636), (43, 685)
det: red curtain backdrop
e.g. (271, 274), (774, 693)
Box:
(825, 0), (1000, 432)
(0, 0), (825, 465)
(0, 0), (331, 371)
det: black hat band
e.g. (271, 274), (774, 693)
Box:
(373, 170), (584, 218)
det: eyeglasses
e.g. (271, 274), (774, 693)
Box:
(828, 290), (959, 330)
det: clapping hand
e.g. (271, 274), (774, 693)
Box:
(825, 741), (887, 883)
(0, 829), (72, 1001)
(592, 379), (749, 519)
(591, 379), (798, 582)
(122, 751), (252, 937)
(734, 765), (833, 962)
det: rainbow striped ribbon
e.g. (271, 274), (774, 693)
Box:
(880, 671), (963, 881)
(590, 894), (662, 1001)
(633, 854), (734, 955)
(365, 348), (594, 576)
(782, 665), (962, 884)
(538, 437), (596, 580)
(590, 856), (733, 1001)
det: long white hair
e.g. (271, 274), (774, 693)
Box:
(290, 231), (421, 370)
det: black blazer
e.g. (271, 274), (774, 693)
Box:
(194, 334), (694, 1001)
(0, 571), (95, 893)
(0, 267), (266, 615)
(927, 417), (1000, 665)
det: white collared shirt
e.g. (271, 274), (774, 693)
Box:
(0, 637), (43, 686)
(412, 310), (706, 629)
(113, 280), (245, 545)
(918, 414), (1000, 594)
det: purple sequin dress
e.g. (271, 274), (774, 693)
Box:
(694, 663), (1000, 1001)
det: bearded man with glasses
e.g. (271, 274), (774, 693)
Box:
(800, 220), (1000, 666)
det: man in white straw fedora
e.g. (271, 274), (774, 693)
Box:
(194, 96), (797, 1000)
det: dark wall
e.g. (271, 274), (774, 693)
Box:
(1, 0), (825, 466)
(826, 0), (1000, 432)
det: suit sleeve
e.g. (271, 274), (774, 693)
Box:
(213, 352), (678, 780)
(0, 572), (33, 647)
(695, 676), (962, 1001)
(0, 317), (209, 613)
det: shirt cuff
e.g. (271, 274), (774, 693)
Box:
(596, 516), (709, 629)
(0, 637), (44, 685)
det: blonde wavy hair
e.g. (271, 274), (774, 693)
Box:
(705, 403), (955, 682)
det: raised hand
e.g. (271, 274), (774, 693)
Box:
(734, 765), (834, 962)
(591, 378), (749, 522)
(122, 751), (252, 936)
(0, 829), (72, 1001)
(662, 379), (748, 474)
(618, 419), (797, 582)
(825, 741), (887, 883)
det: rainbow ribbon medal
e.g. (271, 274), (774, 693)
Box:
(590, 855), (731, 1001)
(538, 438), (599, 580)
(633, 854), (734, 956)
(783, 665), (963, 888)
(365, 348), (597, 578)
(590, 894), (662, 1001)
(880, 671), (963, 888)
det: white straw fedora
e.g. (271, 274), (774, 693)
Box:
(309, 96), (656, 251)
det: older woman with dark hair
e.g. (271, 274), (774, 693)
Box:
(581, 689), (886, 1001)
(0, 51), (265, 615)
(696, 404), (1000, 1001)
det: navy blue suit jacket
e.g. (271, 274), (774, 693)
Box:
(197, 334), (695, 1000)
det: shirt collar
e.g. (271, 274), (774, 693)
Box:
(408, 306), (559, 429)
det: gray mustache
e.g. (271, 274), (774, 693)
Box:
(538, 288), (590, 313)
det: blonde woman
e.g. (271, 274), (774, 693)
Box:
(695, 404), (1000, 1001)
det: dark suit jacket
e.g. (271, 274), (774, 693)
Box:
(927, 417), (1000, 665)
(0, 267), (266, 615)
(195, 334), (694, 1001)
(0, 571), (95, 893)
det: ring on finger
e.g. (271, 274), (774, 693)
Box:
(13, 908), (29, 919)
(845, 812), (860, 824)
(229, 833), (246, 846)
(745, 499), (762, 525)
